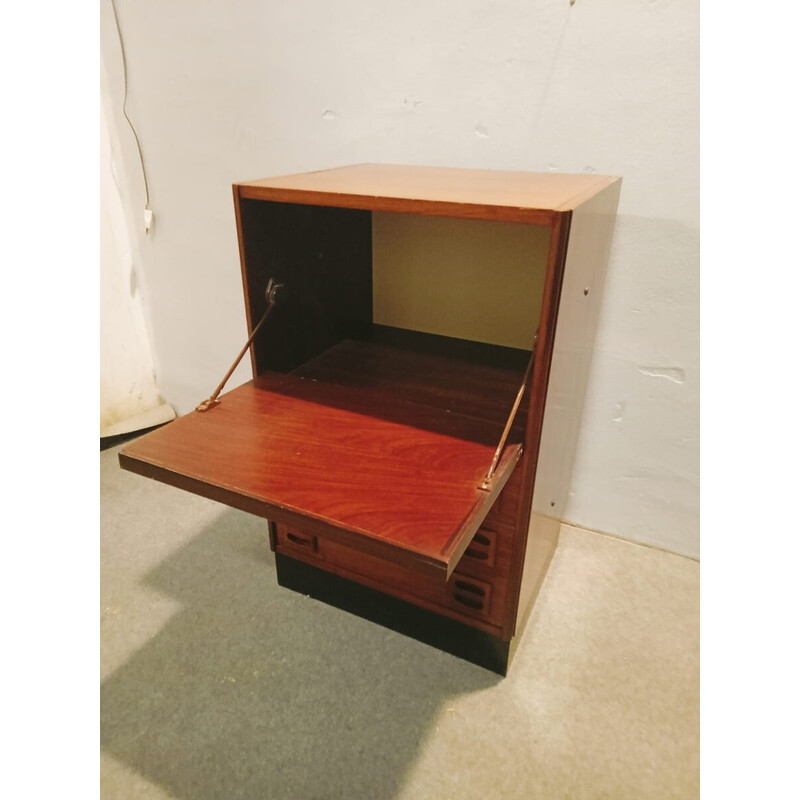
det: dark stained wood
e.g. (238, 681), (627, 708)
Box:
(232, 186), (256, 375)
(482, 465), (524, 530)
(120, 340), (525, 578)
(294, 336), (529, 436)
(273, 508), (517, 631)
(365, 324), (532, 372)
(500, 210), (573, 638)
(235, 197), (373, 374)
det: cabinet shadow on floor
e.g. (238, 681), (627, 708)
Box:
(101, 507), (500, 800)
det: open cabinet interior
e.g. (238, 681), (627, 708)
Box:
(235, 197), (553, 507)
(237, 198), (549, 384)
(120, 163), (622, 674)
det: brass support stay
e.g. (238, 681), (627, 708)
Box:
(196, 278), (283, 412)
(478, 342), (535, 491)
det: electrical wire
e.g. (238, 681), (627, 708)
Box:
(109, 0), (150, 210)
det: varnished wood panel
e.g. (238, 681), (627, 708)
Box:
(497, 211), (573, 638)
(530, 180), (623, 521)
(514, 179), (623, 631)
(482, 465), (524, 530)
(295, 336), (529, 436)
(119, 348), (524, 577)
(236, 164), (619, 224)
(454, 520), (515, 582)
(365, 324), (532, 371)
(274, 522), (508, 634)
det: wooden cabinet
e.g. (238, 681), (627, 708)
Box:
(120, 164), (621, 674)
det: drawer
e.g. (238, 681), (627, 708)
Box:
(482, 468), (523, 528)
(462, 527), (498, 568)
(448, 575), (493, 617)
(274, 522), (508, 630)
(453, 522), (513, 581)
(276, 525), (319, 555)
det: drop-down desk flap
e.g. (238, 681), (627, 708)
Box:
(120, 336), (527, 579)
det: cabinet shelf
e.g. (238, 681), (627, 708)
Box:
(296, 325), (531, 431)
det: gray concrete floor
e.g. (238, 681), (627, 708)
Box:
(101, 443), (699, 799)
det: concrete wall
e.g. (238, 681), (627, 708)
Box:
(100, 0), (699, 556)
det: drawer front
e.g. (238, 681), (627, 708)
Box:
(463, 526), (498, 568)
(274, 522), (510, 630)
(278, 527), (319, 553)
(453, 522), (514, 581)
(482, 467), (523, 528)
(448, 575), (493, 616)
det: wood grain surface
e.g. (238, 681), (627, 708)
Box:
(294, 335), (529, 436)
(120, 340), (525, 577)
(273, 521), (509, 635)
(236, 164), (619, 224)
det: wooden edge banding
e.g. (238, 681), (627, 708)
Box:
(232, 185), (258, 377)
(441, 444), (523, 579)
(501, 211), (572, 637)
(118, 447), (519, 582)
(236, 185), (555, 226)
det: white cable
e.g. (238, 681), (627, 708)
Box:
(109, 0), (153, 234)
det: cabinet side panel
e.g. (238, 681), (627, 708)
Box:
(236, 199), (372, 373)
(500, 213), (571, 639)
(233, 187), (257, 377)
(516, 180), (622, 630)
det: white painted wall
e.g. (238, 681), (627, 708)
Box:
(100, 0), (699, 556)
(100, 98), (164, 435)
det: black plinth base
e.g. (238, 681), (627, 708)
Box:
(275, 553), (511, 675)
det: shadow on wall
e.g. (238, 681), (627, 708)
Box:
(100, 507), (499, 800)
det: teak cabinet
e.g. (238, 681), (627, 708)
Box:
(120, 164), (621, 674)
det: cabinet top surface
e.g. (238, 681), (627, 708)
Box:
(236, 163), (620, 220)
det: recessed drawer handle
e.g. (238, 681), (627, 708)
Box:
(464, 547), (489, 560)
(453, 580), (486, 597)
(286, 532), (315, 548)
(473, 532), (491, 547)
(454, 593), (485, 610)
